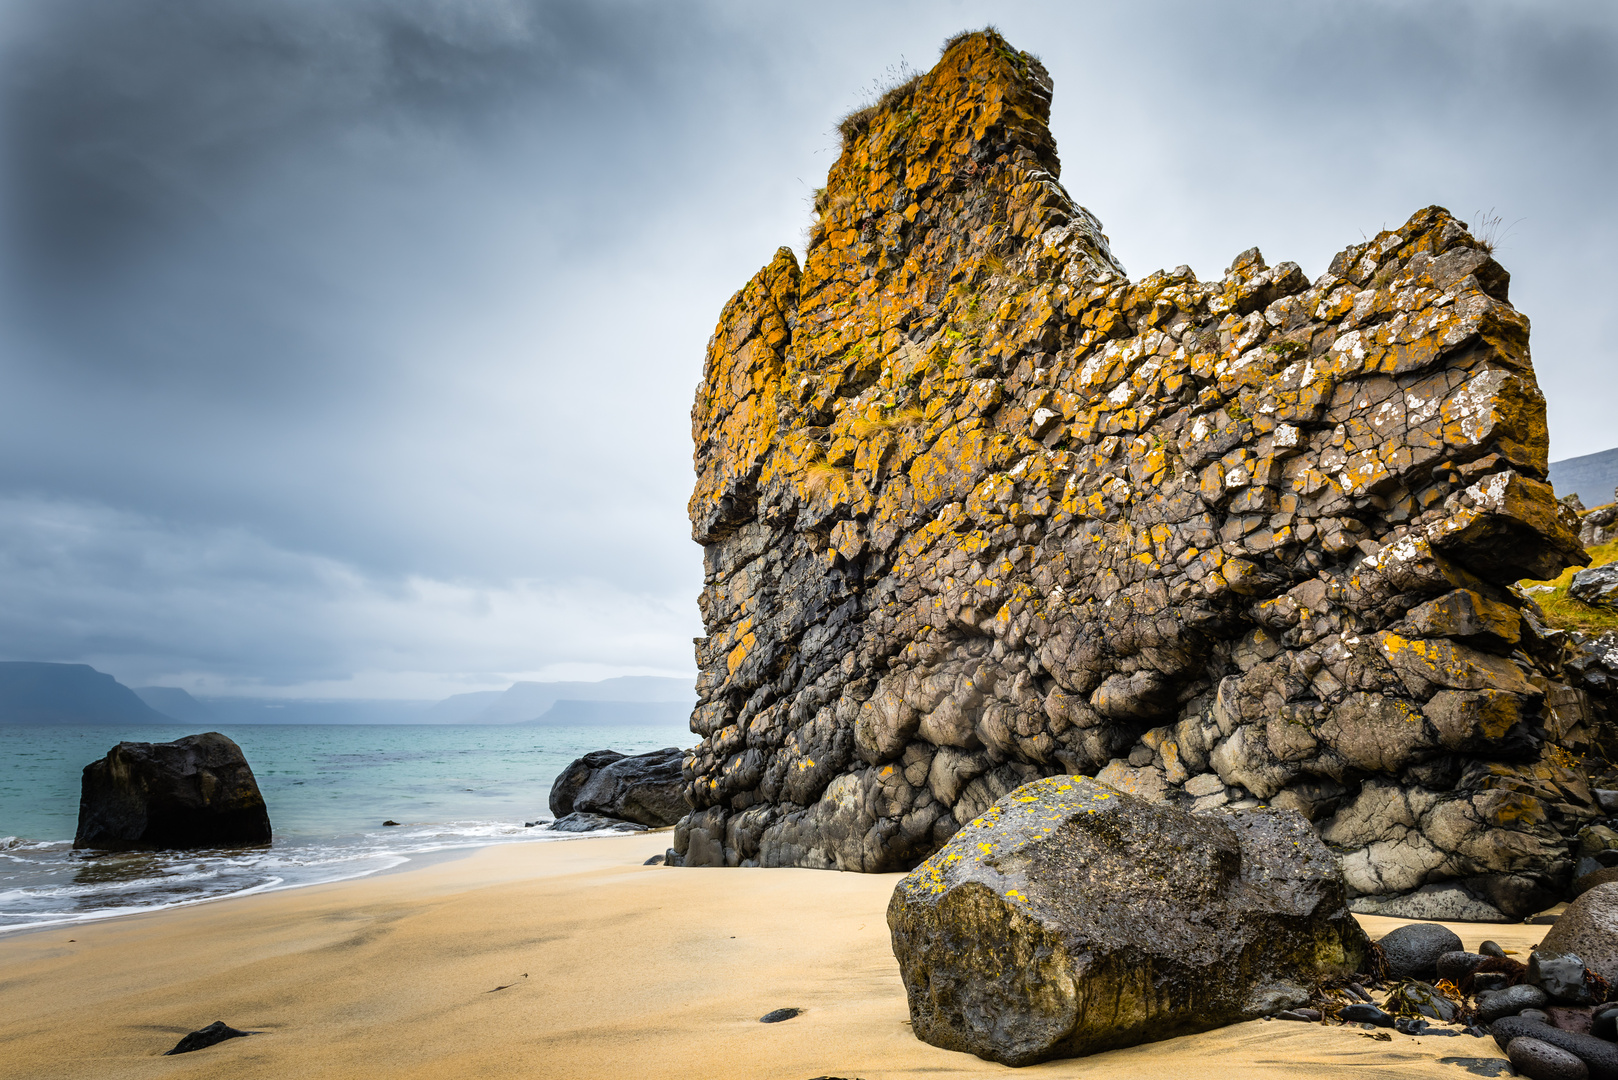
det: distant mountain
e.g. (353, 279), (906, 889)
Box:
(195, 698), (435, 725)
(0, 662), (169, 724)
(1550, 447), (1618, 507)
(439, 676), (695, 724)
(134, 686), (214, 724)
(522, 699), (693, 726)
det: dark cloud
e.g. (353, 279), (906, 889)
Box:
(0, 0), (1612, 695)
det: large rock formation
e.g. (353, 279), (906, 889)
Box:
(675, 30), (1613, 918)
(887, 775), (1366, 1065)
(74, 732), (271, 850)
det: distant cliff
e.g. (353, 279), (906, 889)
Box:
(674, 29), (1616, 922)
(0, 662), (169, 724)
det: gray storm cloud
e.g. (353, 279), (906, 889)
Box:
(0, 0), (1612, 697)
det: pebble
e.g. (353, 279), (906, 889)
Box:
(1508, 1036), (1591, 1080)
(1481, 940), (1509, 959)
(1377, 923), (1464, 980)
(1532, 951), (1599, 1006)
(1592, 1005), (1618, 1041)
(759, 1008), (801, 1024)
(1477, 984), (1551, 1025)
(1438, 951), (1489, 983)
(165, 1022), (257, 1056)
(1339, 1003), (1395, 1027)
(1490, 1017), (1618, 1080)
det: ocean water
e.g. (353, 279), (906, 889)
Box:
(0, 722), (691, 934)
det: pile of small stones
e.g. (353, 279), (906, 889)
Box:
(1283, 918), (1618, 1080)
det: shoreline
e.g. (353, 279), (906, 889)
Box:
(0, 832), (1549, 1079)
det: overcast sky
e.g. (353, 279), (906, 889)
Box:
(0, 0), (1612, 700)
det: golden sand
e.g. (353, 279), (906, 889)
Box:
(0, 833), (1544, 1079)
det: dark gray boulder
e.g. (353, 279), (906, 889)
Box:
(886, 776), (1367, 1066)
(164, 1021), (257, 1056)
(548, 749), (626, 817)
(1377, 922), (1464, 981)
(1477, 984), (1551, 1025)
(74, 733), (270, 850)
(548, 747), (686, 828)
(1540, 884), (1618, 986)
(1570, 565), (1618, 611)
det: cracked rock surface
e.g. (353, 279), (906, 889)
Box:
(675, 29), (1614, 917)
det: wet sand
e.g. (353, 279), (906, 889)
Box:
(0, 832), (1545, 1079)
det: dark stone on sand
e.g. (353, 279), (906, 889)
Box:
(887, 777), (1367, 1066)
(1481, 940), (1509, 959)
(1275, 1009), (1318, 1021)
(1540, 884), (1618, 986)
(1340, 1002), (1395, 1027)
(1439, 951), (1490, 983)
(1473, 972), (1512, 993)
(1491, 1017), (1618, 1080)
(759, 1008), (800, 1023)
(1531, 952), (1599, 1006)
(643, 854), (665, 865)
(548, 812), (648, 833)
(1377, 922), (1464, 981)
(663, 848), (684, 867)
(1478, 984), (1551, 1025)
(164, 1021), (256, 1056)
(1509, 1036), (1591, 1080)
(75, 733), (271, 851)
(548, 747), (687, 827)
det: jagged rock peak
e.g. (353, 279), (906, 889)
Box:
(676, 30), (1612, 922)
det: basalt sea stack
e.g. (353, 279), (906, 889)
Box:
(675, 29), (1614, 919)
(75, 732), (271, 850)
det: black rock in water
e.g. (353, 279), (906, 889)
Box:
(74, 733), (271, 850)
(1377, 922), (1464, 981)
(164, 1021), (256, 1055)
(548, 747), (686, 827)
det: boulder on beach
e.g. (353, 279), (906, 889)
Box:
(886, 776), (1367, 1065)
(547, 747), (686, 828)
(1539, 883), (1618, 986)
(74, 732), (271, 850)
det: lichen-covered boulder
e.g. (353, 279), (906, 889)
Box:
(74, 732), (271, 850)
(886, 776), (1366, 1065)
(675, 27), (1614, 916)
(548, 747), (687, 828)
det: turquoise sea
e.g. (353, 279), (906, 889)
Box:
(0, 722), (691, 934)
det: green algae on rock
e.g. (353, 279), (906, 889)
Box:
(886, 775), (1367, 1065)
(676, 29), (1616, 920)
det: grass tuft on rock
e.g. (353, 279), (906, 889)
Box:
(1522, 539), (1618, 634)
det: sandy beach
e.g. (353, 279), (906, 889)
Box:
(0, 832), (1546, 1080)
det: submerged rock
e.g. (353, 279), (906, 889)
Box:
(74, 733), (270, 851)
(886, 776), (1366, 1065)
(548, 747), (686, 828)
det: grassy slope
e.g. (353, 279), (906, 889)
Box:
(1522, 527), (1618, 635)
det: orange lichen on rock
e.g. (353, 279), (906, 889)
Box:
(675, 30), (1616, 921)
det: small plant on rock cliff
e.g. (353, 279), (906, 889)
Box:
(850, 405), (926, 439)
